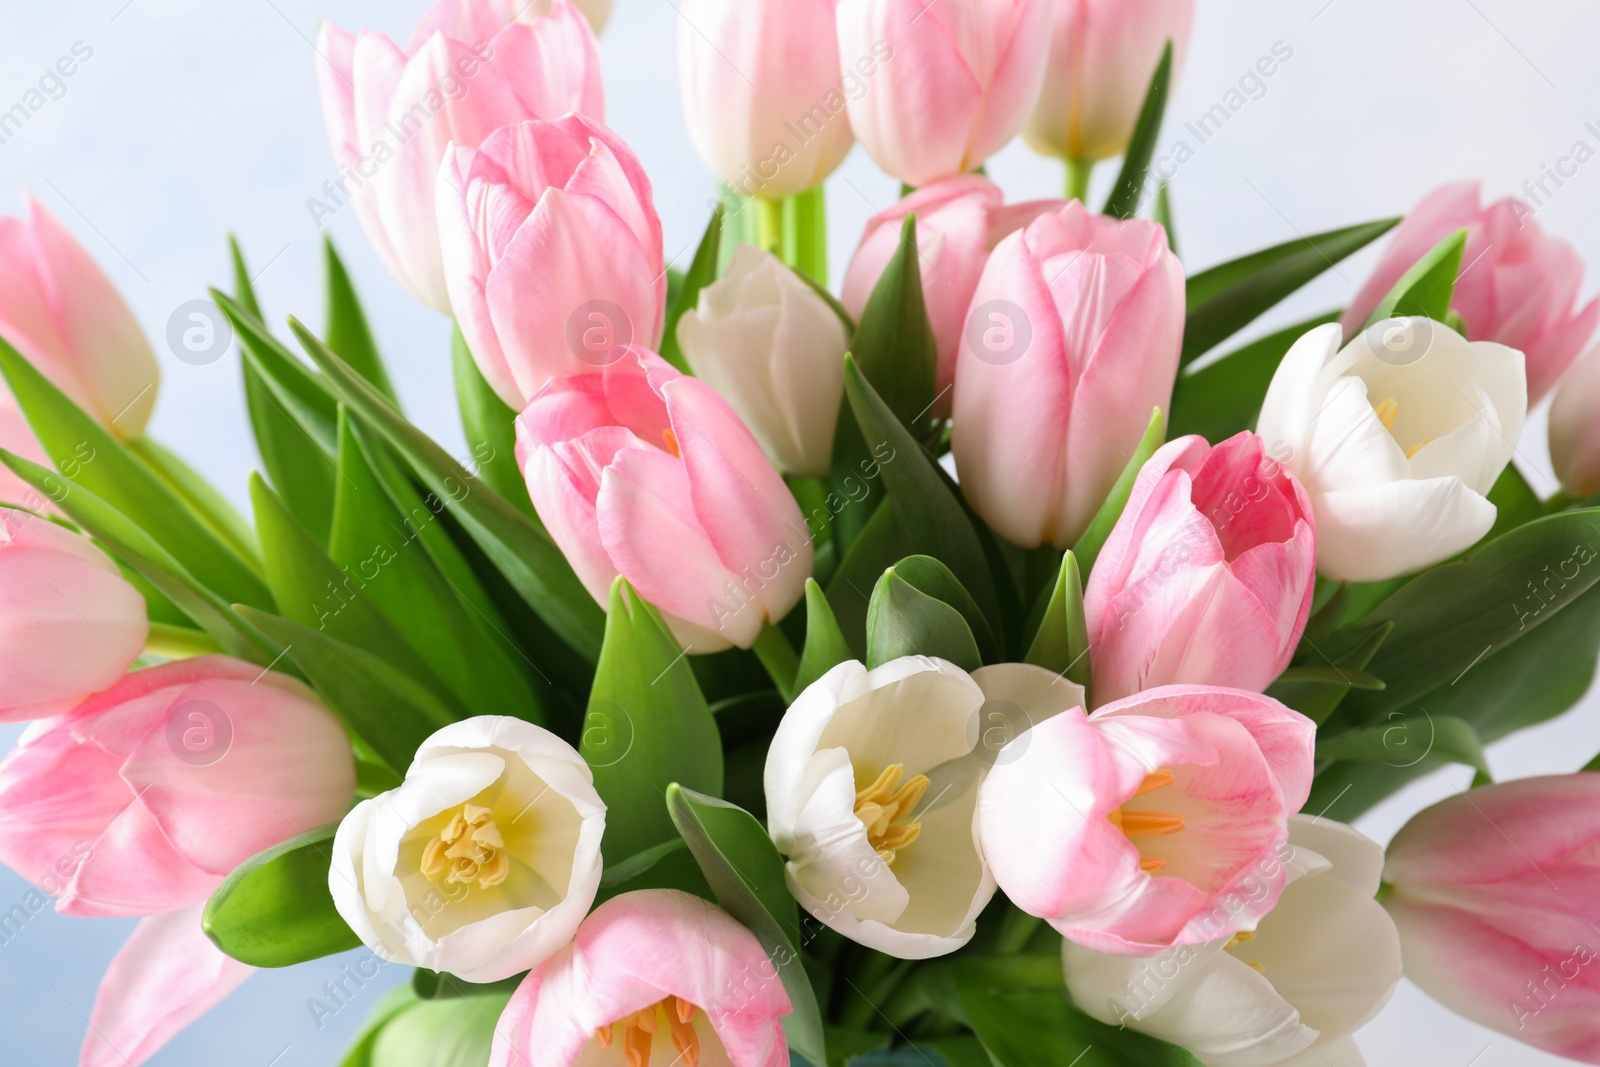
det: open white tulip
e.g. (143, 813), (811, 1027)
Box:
(765, 657), (1080, 959)
(676, 244), (848, 477)
(1256, 319), (1525, 582)
(330, 716), (605, 983)
(1063, 817), (1402, 1067)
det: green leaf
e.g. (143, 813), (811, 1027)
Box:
(288, 318), (606, 661)
(451, 324), (534, 518)
(218, 292), (340, 454)
(889, 555), (1000, 664)
(667, 784), (826, 1066)
(1071, 408), (1165, 578)
(236, 606), (457, 774)
(1362, 229), (1468, 328)
(1168, 311), (1341, 443)
(323, 237), (397, 404)
(962, 987), (1203, 1067)
(584, 580), (722, 860)
(1102, 42), (1173, 221)
(0, 336), (274, 611)
(825, 499), (907, 657)
(1024, 551), (1090, 688)
(366, 988), (514, 1067)
(1154, 182), (1177, 257)
(202, 825), (358, 967)
(595, 837), (712, 905)
(796, 578), (855, 694)
(337, 986), (417, 1067)
(1182, 217), (1401, 365)
(850, 217), (938, 437)
(660, 205), (724, 373)
(228, 234), (263, 318)
(1483, 462), (1544, 543)
(125, 436), (260, 568)
(867, 567), (982, 671)
(1317, 713), (1488, 774)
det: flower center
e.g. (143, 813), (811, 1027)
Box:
(419, 803), (509, 890)
(1372, 397), (1432, 459)
(596, 996), (701, 1067)
(662, 427), (681, 457)
(854, 763), (930, 866)
(1226, 929), (1265, 974)
(1107, 769), (1183, 874)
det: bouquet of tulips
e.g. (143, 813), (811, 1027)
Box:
(8, 0), (1600, 1064)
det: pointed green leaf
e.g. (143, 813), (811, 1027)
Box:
(1154, 183), (1177, 256)
(1102, 42), (1174, 221)
(1072, 408), (1165, 578)
(202, 825), (359, 967)
(228, 234), (263, 319)
(1317, 713), (1488, 775)
(452, 323), (534, 517)
(125, 435), (260, 567)
(850, 217), (937, 437)
(1362, 229), (1468, 328)
(797, 578), (856, 694)
(887, 555), (999, 664)
(660, 205), (724, 373)
(324, 237), (397, 404)
(1024, 551), (1090, 687)
(867, 568), (982, 670)
(218, 292), (340, 453)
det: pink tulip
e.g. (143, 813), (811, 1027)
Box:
(1024, 0), (1196, 163)
(1384, 775), (1600, 1063)
(490, 888), (792, 1067)
(678, 0), (854, 199)
(951, 200), (1185, 549)
(1083, 433), (1316, 706)
(316, 0), (604, 311)
(1343, 182), (1600, 402)
(977, 685), (1314, 956)
(1552, 345), (1600, 497)
(0, 507), (148, 722)
(439, 116), (666, 410)
(0, 194), (159, 437)
(836, 0), (1051, 186)
(0, 656), (355, 917)
(0, 396), (53, 508)
(516, 347), (811, 651)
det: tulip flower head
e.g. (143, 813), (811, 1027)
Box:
(1256, 319), (1526, 583)
(1550, 344), (1600, 498)
(330, 716), (606, 983)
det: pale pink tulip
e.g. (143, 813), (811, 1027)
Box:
(977, 685), (1315, 956)
(439, 116), (666, 410)
(951, 200), (1185, 549)
(490, 888), (792, 1067)
(1342, 182), (1600, 402)
(678, 0), (854, 199)
(411, 0), (610, 40)
(0, 396), (52, 508)
(1384, 775), (1600, 1064)
(0, 656), (355, 917)
(0, 194), (159, 436)
(1084, 433), (1316, 706)
(316, 0), (604, 311)
(516, 347), (811, 651)
(837, 0), (1051, 186)
(81, 902), (254, 1067)
(1550, 345), (1600, 497)
(1024, 0), (1196, 163)
(0, 507), (148, 722)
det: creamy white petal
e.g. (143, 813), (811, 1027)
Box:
(1256, 323), (1344, 462)
(1312, 476), (1496, 582)
(1287, 816), (1383, 897)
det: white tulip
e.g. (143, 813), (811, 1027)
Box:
(676, 244), (848, 477)
(329, 716), (606, 983)
(765, 656), (1081, 959)
(1256, 319), (1526, 582)
(1063, 817), (1402, 1067)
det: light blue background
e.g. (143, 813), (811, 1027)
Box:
(2, 0), (1599, 1063)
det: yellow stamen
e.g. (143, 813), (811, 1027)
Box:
(1133, 769), (1175, 797)
(1108, 768), (1183, 877)
(1226, 930), (1255, 948)
(1139, 857), (1167, 873)
(596, 998), (701, 1067)
(662, 428), (681, 457)
(1247, 961), (1266, 974)
(1373, 397), (1399, 431)
(853, 764), (931, 866)
(1405, 438), (1433, 459)
(419, 803), (510, 890)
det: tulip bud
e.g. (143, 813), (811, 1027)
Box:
(413, 0), (611, 37)
(316, 0), (604, 311)
(438, 116), (666, 410)
(1343, 182), (1599, 402)
(1024, 0), (1196, 164)
(676, 245), (848, 477)
(1384, 775), (1600, 1063)
(0, 195), (160, 437)
(836, 0), (1051, 186)
(516, 347), (811, 651)
(951, 201), (1185, 549)
(0, 656), (355, 917)
(678, 0), (853, 199)
(1256, 320), (1526, 583)
(1084, 433), (1316, 707)
(0, 507), (149, 722)
(1551, 346), (1600, 498)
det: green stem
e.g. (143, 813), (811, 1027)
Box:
(145, 623), (225, 660)
(752, 621), (800, 700)
(1065, 158), (1093, 203)
(755, 196), (785, 258)
(783, 186), (828, 284)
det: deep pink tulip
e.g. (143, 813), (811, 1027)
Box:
(0, 194), (159, 437)
(1083, 433), (1316, 706)
(977, 685), (1315, 956)
(0, 656), (355, 918)
(836, 0), (1050, 186)
(0, 507), (148, 722)
(1024, 0), (1196, 163)
(951, 200), (1185, 549)
(1551, 345), (1600, 497)
(316, 0), (604, 311)
(439, 116), (666, 410)
(1343, 182), (1600, 402)
(490, 889), (792, 1067)
(517, 347), (810, 651)
(1383, 775), (1600, 1063)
